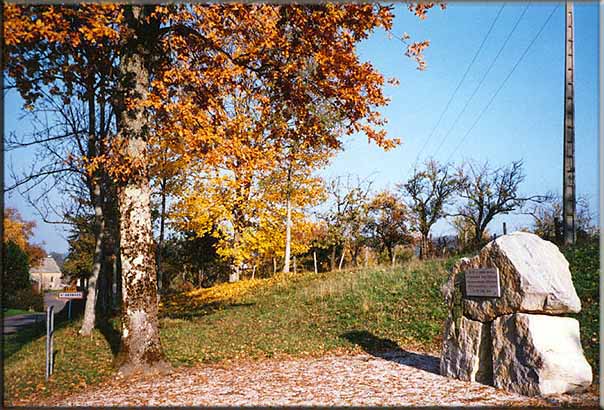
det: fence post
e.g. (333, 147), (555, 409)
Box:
(503, 222), (507, 235)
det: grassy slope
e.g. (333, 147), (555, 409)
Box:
(160, 259), (449, 365)
(4, 244), (599, 405)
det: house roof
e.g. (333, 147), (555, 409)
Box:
(30, 255), (62, 275)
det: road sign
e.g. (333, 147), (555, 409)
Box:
(58, 292), (83, 299)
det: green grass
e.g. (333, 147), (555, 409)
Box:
(3, 259), (450, 405)
(161, 260), (449, 366)
(3, 308), (35, 318)
(564, 239), (600, 377)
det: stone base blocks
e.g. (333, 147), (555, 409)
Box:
(441, 316), (492, 385)
(492, 313), (592, 396)
(440, 232), (592, 397)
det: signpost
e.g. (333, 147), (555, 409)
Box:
(59, 291), (83, 320)
(465, 267), (501, 298)
(46, 306), (55, 380)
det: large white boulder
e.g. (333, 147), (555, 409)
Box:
(440, 315), (492, 385)
(449, 232), (580, 322)
(491, 313), (592, 396)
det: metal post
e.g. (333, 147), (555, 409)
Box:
(46, 308), (50, 380)
(503, 222), (507, 235)
(50, 307), (54, 374)
(68, 300), (72, 321)
(563, 0), (577, 245)
(45, 305), (55, 380)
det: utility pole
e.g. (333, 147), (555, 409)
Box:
(563, 1), (576, 245)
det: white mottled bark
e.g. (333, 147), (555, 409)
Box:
(118, 175), (166, 374)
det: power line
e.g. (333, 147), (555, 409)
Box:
(445, 4), (561, 163)
(414, 3), (506, 163)
(432, 3), (531, 158)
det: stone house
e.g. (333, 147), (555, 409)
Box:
(30, 255), (63, 291)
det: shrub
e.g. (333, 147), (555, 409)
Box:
(5, 287), (44, 312)
(3, 241), (31, 298)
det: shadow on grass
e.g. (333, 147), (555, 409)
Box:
(340, 330), (441, 375)
(3, 321), (47, 360)
(160, 301), (256, 320)
(96, 317), (121, 357)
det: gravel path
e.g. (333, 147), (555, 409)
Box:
(52, 351), (597, 407)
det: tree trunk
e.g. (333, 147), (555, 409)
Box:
(80, 73), (104, 336)
(112, 228), (121, 310)
(330, 246), (336, 272)
(293, 256), (296, 274)
(114, 6), (167, 375)
(118, 169), (166, 374)
(364, 247), (369, 268)
(229, 265), (240, 283)
(273, 257), (277, 274)
(313, 251), (318, 274)
(338, 247), (345, 271)
(475, 225), (483, 247)
(156, 175), (167, 291)
(97, 261), (108, 316)
(283, 173), (292, 273)
(230, 226), (241, 283)
(80, 183), (105, 336)
(420, 233), (429, 260)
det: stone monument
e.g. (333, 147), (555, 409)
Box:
(440, 231), (592, 396)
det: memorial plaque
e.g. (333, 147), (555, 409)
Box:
(464, 267), (501, 298)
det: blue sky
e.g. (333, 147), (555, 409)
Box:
(325, 2), (599, 236)
(4, 2), (600, 253)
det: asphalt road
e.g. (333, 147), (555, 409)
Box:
(3, 292), (67, 335)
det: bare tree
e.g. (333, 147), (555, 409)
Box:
(5, 20), (120, 335)
(322, 174), (373, 270)
(400, 159), (458, 258)
(528, 192), (595, 244)
(453, 160), (546, 246)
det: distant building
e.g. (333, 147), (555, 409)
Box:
(30, 255), (63, 291)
